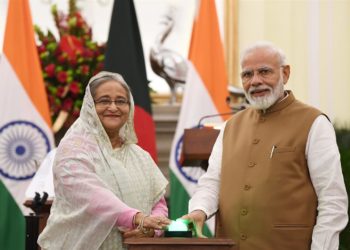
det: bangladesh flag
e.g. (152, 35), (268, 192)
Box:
(104, 0), (157, 162)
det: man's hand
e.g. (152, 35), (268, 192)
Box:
(182, 210), (207, 238)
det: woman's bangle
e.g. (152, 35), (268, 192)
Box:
(132, 213), (137, 229)
(138, 215), (150, 234)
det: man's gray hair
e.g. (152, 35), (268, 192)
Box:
(240, 41), (287, 66)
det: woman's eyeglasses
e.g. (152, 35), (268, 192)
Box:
(94, 98), (130, 108)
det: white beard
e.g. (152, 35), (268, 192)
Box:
(245, 78), (284, 110)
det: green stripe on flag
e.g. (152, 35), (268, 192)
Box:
(0, 181), (25, 250)
(169, 170), (212, 237)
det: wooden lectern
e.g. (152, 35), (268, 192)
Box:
(24, 199), (52, 235)
(181, 127), (220, 170)
(124, 237), (236, 250)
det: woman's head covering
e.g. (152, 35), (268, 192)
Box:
(79, 71), (138, 145)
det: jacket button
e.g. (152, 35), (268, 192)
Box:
(252, 139), (260, 144)
(240, 233), (247, 240)
(244, 184), (251, 190)
(241, 208), (248, 215)
(248, 162), (256, 167)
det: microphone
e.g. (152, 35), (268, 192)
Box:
(197, 111), (234, 128)
(32, 191), (49, 215)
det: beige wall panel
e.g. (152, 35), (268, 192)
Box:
(238, 0), (350, 125)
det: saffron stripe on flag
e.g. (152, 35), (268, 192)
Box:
(169, 0), (231, 236)
(0, 0), (54, 249)
(4, 0), (52, 126)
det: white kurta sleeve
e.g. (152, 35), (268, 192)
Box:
(189, 123), (225, 218)
(306, 115), (348, 250)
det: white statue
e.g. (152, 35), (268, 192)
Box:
(150, 12), (188, 104)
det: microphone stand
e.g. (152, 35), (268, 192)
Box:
(25, 192), (48, 250)
(197, 111), (235, 128)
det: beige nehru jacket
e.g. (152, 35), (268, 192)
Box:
(217, 92), (321, 250)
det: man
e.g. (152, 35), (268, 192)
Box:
(183, 41), (348, 250)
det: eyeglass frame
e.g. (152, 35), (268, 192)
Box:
(240, 65), (285, 84)
(94, 98), (130, 108)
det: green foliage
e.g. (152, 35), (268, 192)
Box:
(336, 128), (350, 250)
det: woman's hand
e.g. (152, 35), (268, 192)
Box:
(134, 213), (171, 231)
(122, 213), (171, 239)
(122, 228), (155, 239)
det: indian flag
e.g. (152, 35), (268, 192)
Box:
(0, 0), (54, 249)
(169, 0), (231, 236)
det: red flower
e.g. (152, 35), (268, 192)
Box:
(48, 95), (55, 106)
(56, 86), (66, 97)
(83, 49), (94, 58)
(42, 37), (50, 46)
(44, 64), (56, 77)
(59, 35), (83, 60)
(38, 45), (46, 53)
(57, 54), (67, 63)
(62, 98), (73, 111)
(75, 12), (85, 28)
(57, 71), (68, 83)
(69, 81), (80, 94)
(80, 65), (90, 75)
(68, 56), (77, 66)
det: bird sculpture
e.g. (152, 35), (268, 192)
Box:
(150, 13), (188, 104)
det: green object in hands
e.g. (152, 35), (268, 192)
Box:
(167, 218), (189, 231)
(164, 218), (197, 238)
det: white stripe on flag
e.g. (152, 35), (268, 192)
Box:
(0, 54), (54, 213)
(169, 62), (223, 233)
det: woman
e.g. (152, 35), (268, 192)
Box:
(38, 71), (170, 250)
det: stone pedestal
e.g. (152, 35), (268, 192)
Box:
(152, 104), (180, 197)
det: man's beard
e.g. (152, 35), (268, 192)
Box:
(245, 78), (284, 110)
